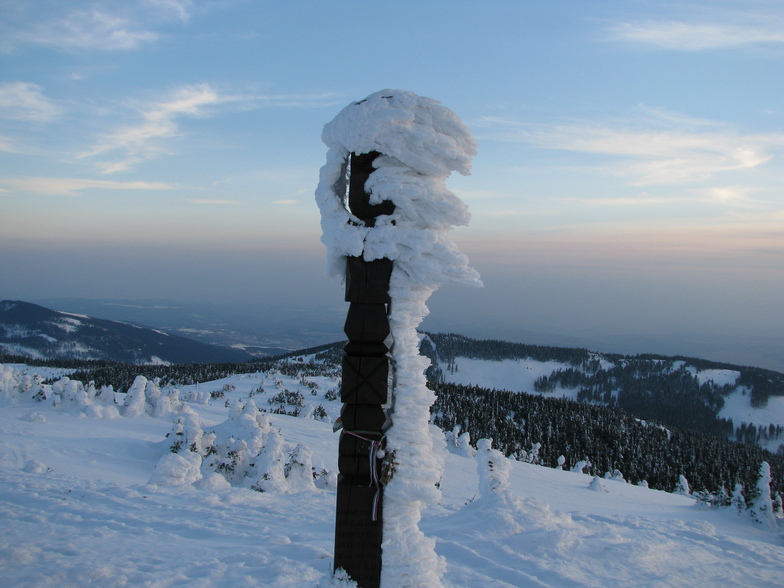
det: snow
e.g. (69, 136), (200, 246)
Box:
(55, 317), (83, 333)
(720, 389), (784, 452)
(0, 362), (782, 587)
(441, 357), (579, 399)
(696, 369), (740, 387)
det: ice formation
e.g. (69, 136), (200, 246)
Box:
(316, 89), (481, 587)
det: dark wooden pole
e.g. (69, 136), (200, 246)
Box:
(334, 151), (393, 588)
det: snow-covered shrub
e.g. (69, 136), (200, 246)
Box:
(320, 568), (358, 588)
(249, 430), (290, 493)
(444, 425), (475, 457)
(149, 451), (202, 486)
(674, 474), (691, 495)
(175, 398), (325, 493)
(314, 468), (338, 490)
(283, 443), (317, 492)
(773, 492), (783, 519)
(731, 483), (746, 515)
(267, 389), (306, 416)
(456, 430), (475, 457)
(167, 406), (215, 457)
(525, 442), (541, 464)
(750, 461), (776, 529)
(123, 376), (180, 418)
(0, 364), (22, 401)
(589, 476), (608, 492)
(123, 376), (149, 417)
(571, 459), (591, 474)
(476, 438), (513, 500)
(694, 486), (730, 508)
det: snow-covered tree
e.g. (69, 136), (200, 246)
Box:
(123, 375), (149, 417)
(589, 476), (608, 492)
(750, 461), (776, 529)
(571, 460), (591, 474)
(731, 482), (746, 515)
(284, 443), (317, 493)
(675, 474), (691, 496)
(773, 492), (783, 519)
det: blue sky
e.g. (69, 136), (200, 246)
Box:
(1, 1), (783, 369)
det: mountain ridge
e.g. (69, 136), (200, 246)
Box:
(0, 300), (253, 365)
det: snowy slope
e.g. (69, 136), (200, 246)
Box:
(439, 352), (784, 451)
(440, 356), (578, 399)
(1, 361), (782, 587)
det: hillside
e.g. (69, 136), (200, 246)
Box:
(0, 355), (782, 586)
(0, 300), (253, 365)
(422, 333), (784, 453)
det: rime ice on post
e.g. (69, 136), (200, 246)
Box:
(316, 89), (480, 587)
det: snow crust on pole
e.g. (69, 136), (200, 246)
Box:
(316, 89), (481, 587)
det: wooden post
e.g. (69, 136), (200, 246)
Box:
(333, 151), (393, 588)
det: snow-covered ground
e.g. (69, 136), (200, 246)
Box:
(441, 357), (578, 399)
(1, 362), (782, 587)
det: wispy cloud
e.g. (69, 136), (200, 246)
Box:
(479, 110), (783, 186)
(14, 9), (158, 51)
(0, 82), (61, 122)
(577, 186), (762, 208)
(1, 177), (175, 196)
(82, 84), (243, 173)
(144, 0), (193, 23)
(695, 185), (763, 206)
(78, 86), (339, 174)
(4, 1), (198, 53)
(184, 198), (238, 205)
(609, 19), (784, 50)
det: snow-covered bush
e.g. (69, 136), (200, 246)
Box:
(571, 459), (591, 474)
(0, 364), (22, 400)
(159, 397), (325, 493)
(750, 461), (776, 529)
(674, 474), (691, 496)
(475, 438), (514, 500)
(167, 406), (215, 456)
(445, 425), (475, 457)
(589, 476), (608, 492)
(731, 482), (746, 515)
(149, 451), (202, 486)
(122, 376), (181, 418)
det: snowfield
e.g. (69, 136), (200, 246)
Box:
(441, 357), (578, 399)
(1, 362), (782, 587)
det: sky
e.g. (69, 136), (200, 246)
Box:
(1, 0), (783, 370)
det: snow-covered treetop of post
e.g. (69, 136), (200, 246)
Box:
(316, 89), (481, 288)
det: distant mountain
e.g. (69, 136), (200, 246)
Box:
(32, 297), (343, 356)
(0, 300), (253, 365)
